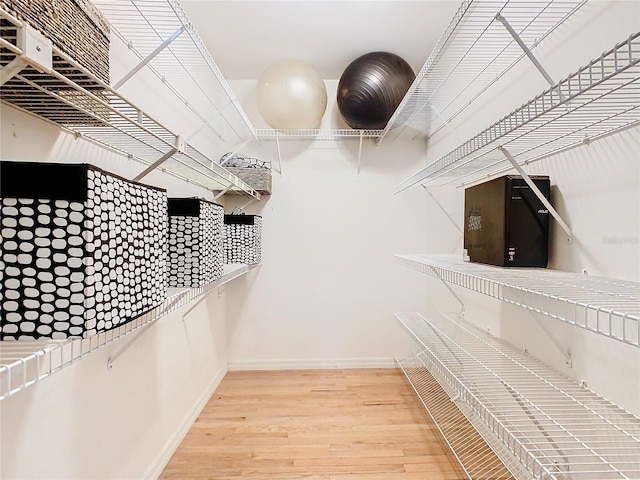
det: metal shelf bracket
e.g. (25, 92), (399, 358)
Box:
(275, 134), (283, 174)
(422, 185), (464, 252)
(0, 24), (52, 86)
(498, 146), (574, 244)
(213, 185), (232, 201)
(528, 311), (573, 367)
(422, 186), (463, 236)
(113, 25), (186, 90)
(131, 147), (178, 182)
(357, 131), (364, 175)
(429, 102), (461, 143)
(494, 13), (556, 88)
(238, 197), (255, 210)
(0, 57), (28, 86)
(428, 265), (465, 315)
(106, 289), (190, 370)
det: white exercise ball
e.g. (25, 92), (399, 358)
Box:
(257, 60), (327, 129)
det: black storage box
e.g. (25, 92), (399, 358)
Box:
(464, 175), (550, 267)
(167, 198), (224, 288)
(0, 161), (168, 339)
(223, 215), (262, 265)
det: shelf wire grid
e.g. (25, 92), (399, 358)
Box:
(396, 312), (640, 480)
(91, 0), (255, 144)
(396, 354), (519, 479)
(92, 1), (385, 143)
(0, 264), (255, 401)
(381, 0), (586, 142)
(253, 128), (384, 141)
(395, 32), (640, 192)
(396, 254), (640, 347)
(0, 9), (259, 199)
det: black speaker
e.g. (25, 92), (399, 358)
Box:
(464, 175), (550, 267)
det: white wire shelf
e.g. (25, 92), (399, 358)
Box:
(395, 254), (640, 347)
(254, 128), (384, 141)
(77, 2), (381, 146)
(0, 8), (260, 199)
(91, 0), (255, 145)
(381, 0), (586, 142)
(395, 32), (640, 192)
(396, 354), (518, 479)
(0, 263), (256, 401)
(396, 312), (640, 480)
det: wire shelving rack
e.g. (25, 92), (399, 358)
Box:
(91, 0), (256, 146)
(396, 354), (518, 479)
(396, 254), (640, 347)
(396, 312), (640, 480)
(395, 32), (640, 192)
(253, 128), (384, 141)
(0, 6), (260, 199)
(381, 0), (587, 143)
(89, 1), (384, 144)
(0, 264), (256, 401)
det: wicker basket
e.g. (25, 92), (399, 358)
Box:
(226, 167), (272, 195)
(220, 153), (272, 195)
(1, 0), (110, 85)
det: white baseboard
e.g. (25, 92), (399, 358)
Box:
(146, 366), (228, 480)
(227, 357), (396, 371)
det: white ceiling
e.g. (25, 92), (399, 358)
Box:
(181, 0), (461, 80)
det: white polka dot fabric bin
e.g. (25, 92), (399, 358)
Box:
(223, 214), (262, 265)
(167, 198), (224, 288)
(0, 161), (168, 339)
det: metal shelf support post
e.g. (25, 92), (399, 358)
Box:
(498, 145), (574, 244)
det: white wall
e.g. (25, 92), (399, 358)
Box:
(222, 79), (430, 369)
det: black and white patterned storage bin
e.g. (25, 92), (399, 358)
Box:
(167, 198), (224, 288)
(223, 215), (262, 265)
(0, 161), (168, 340)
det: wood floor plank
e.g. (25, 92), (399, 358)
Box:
(160, 369), (466, 479)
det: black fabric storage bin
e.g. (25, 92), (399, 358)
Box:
(167, 198), (224, 287)
(0, 161), (168, 339)
(464, 174), (550, 267)
(223, 215), (262, 265)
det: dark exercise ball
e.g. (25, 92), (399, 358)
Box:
(337, 52), (415, 130)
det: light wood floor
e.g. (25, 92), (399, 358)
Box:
(160, 368), (466, 479)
